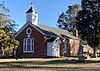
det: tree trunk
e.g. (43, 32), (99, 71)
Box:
(1, 47), (4, 56)
(93, 46), (97, 58)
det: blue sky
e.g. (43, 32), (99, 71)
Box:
(0, 0), (81, 30)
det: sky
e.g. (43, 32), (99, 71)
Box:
(0, 0), (81, 30)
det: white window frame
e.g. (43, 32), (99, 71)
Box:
(26, 28), (32, 35)
(75, 41), (79, 53)
(70, 41), (73, 53)
(64, 39), (67, 53)
(23, 38), (34, 52)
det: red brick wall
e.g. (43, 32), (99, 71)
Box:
(65, 38), (80, 56)
(66, 39), (70, 56)
(15, 24), (47, 57)
(66, 39), (80, 56)
(59, 38), (64, 56)
(15, 24), (80, 57)
(72, 40), (75, 55)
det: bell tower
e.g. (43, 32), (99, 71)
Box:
(26, 3), (38, 25)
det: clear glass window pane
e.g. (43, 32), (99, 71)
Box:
(27, 44), (30, 51)
(24, 39), (26, 51)
(27, 38), (30, 44)
(27, 38), (31, 51)
(32, 38), (34, 51)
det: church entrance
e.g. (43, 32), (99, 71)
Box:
(47, 37), (60, 57)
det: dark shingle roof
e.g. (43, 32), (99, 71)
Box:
(36, 24), (80, 40)
(47, 37), (57, 42)
(36, 26), (57, 36)
(26, 7), (33, 13)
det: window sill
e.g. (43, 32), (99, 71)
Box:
(23, 51), (34, 53)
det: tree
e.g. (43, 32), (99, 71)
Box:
(76, 0), (100, 57)
(0, 2), (19, 56)
(57, 4), (80, 34)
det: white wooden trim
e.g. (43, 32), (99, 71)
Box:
(23, 39), (26, 52)
(26, 28), (32, 34)
(23, 38), (34, 53)
(32, 38), (34, 51)
(53, 37), (61, 43)
(15, 23), (28, 37)
(26, 38), (27, 51)
(29, 23), (45, 35)
(15, 22), (45, 37)
(23, 39), (24, 52)
(23, 51), (34, 53)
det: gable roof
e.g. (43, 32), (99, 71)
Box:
(47, 37), (57, 42)
(37, 24), (80, 40)
(26, 7), (37, 13)
(15, 22), (45, 37)
(15, 22), (80, 40)
(26, 7), (33, 13)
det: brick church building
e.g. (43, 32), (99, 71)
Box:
(15, 4), (80, 57)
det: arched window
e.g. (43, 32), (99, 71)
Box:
(23, 38), (34, 52)
(64, 39), (67, 53)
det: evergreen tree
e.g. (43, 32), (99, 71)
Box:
(57, 4), (80, 34)
(76, 0), (100, 57)
(0, 2), (19, 56)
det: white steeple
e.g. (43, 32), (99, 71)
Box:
(26, 3), (38, 25)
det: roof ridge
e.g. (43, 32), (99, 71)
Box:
(38, 24), (69, 32)
(38, 24), (80, 40)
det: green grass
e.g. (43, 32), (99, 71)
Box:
(0, 57), (100, 71)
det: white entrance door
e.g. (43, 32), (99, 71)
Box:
(47, 42), (60, 57)
(53, 44), (60, 57)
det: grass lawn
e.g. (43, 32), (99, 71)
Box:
(0, 57), (100, 71)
